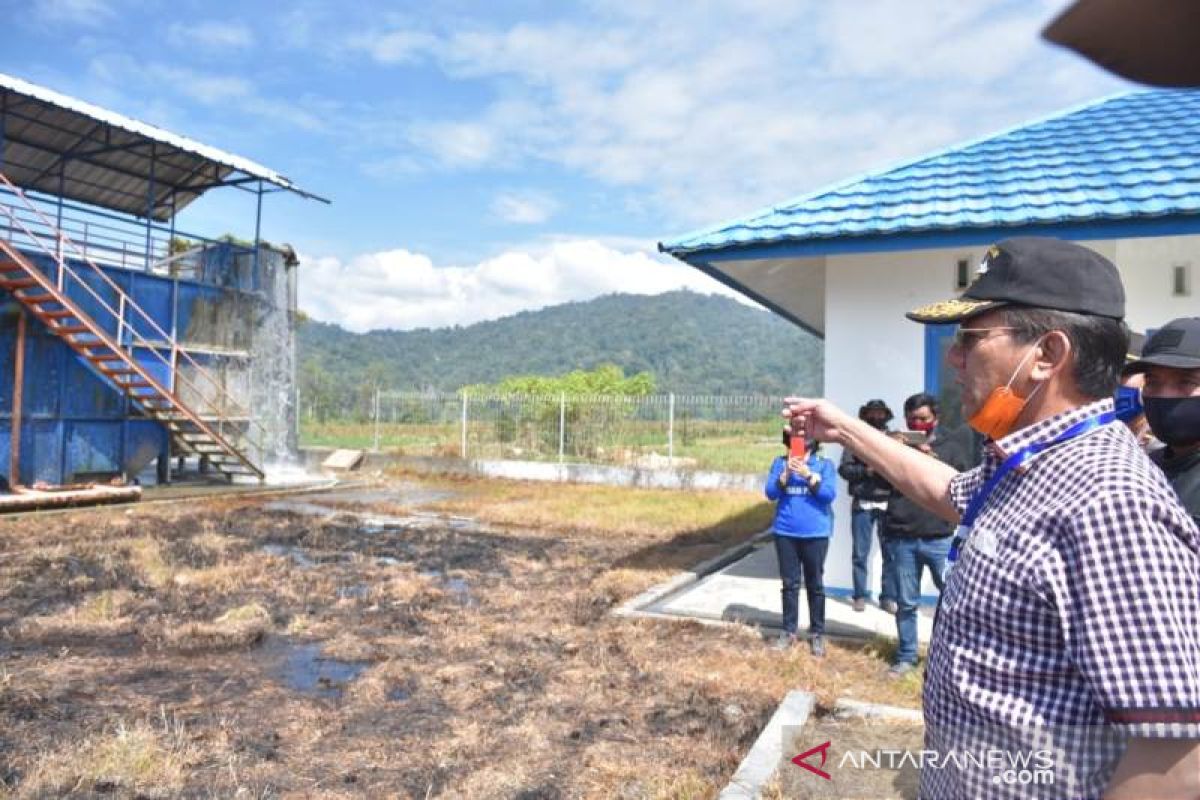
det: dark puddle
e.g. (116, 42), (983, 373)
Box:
(388, 685), (413, 702)
(261, 543), (351, 568)
(311, 485), (454, 506)
(261, 637), (368, 699)
(359, 516), (425, 534)
(420, 571), (476, 606)
(337, 584), (370, 601)
(262, 499), (341, 518)
(262, 544), (410, 571)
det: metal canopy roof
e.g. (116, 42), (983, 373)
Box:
(0, 72), (328, 221)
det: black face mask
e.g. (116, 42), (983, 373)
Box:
(865, 417), (888, 430)
(1144, 396), (1200, 448)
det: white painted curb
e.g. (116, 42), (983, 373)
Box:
(719, 690), (816, 800)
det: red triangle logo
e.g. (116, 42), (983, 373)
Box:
(791, 740), (832, 780)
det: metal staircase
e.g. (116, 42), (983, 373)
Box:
(0, 172), (264, 483)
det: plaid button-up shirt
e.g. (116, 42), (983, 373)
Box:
(922, 399), (1200, 799)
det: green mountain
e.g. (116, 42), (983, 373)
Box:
(297, 290), (822, 410)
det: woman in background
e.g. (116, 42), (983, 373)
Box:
(765, 428), (837, 656)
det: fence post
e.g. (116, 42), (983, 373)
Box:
(668, 392), (675, 463)
(372, 388), (381, 452)
(558, 392), (566, 463)
(460, 392), (468, 460)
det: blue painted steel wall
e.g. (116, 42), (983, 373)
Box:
(0, 243), (253, 486)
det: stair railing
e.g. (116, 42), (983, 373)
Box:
(0, 172), (267, 466)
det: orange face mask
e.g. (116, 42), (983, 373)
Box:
(966, 340), (1045, 440)
(967, 386), (1030, 440)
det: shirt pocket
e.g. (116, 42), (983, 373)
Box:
(942, 527), (1063, 663)
(940, 527), (1044, 627)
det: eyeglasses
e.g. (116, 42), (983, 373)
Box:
(952, 326), (1016, 349)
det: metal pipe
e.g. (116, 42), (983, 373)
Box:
(372, 387), (381, 452)
(668, 392), (675, 463)
(558, 392), (566, 463)
(253, 180), (263, 283)
(0, 91), (7, 168)
(145, 143), (156, 268)
(460, 392), (468, 459)
(10, 310), (26, 488)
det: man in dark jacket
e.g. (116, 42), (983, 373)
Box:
(1124, 317), (1200, 526)
(883, 393), (968, 677)
(839, 399), (897, 612)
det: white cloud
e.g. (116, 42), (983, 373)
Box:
(358, 1), (1123, 228)
(84, 55), (328, 133)
(346, 28), (436, 64)
(406, 120), (497, 168)
(298, 240), (749, 332)
(32, 0), (112, 26)
(491, 191), (558, 224)
(167, 20), (255, 51)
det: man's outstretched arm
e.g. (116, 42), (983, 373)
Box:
(784, 397), (961, 523)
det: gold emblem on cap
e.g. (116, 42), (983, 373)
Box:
(907, 297), (995, 321)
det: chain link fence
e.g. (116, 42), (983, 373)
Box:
(300, 391), (788, 474)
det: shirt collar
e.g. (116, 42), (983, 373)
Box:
(987, 398), (1115, 461)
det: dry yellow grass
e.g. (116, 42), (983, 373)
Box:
(416, 474), (775, 540)
(19, 717), (196, 796)
(0, 475), (919, 798)
(124, 536), (172, 588)
(162, 602), (272, 652)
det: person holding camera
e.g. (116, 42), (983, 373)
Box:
(839, 399), (898, 612)
(882, 393), (967, 678)
(765, 428), (837, 656)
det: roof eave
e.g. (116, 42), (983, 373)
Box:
(662, 213), (1200, 264)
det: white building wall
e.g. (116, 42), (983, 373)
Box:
(1111, 236), (1200, 332)
(817, 233), (1199, 598)
(821, 246), (969, 597)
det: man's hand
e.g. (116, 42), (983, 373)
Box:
(787, 457), (810, 477)
(782, 397), (857, 445)
(782, 396), (961, 524)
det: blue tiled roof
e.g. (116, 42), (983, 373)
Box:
(661, 90), (1200, 257)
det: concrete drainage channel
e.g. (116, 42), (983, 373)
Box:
(612, 529), (775, 627)
(612, 533), (927, 798)
(719, 692), (923, 799)
(614, 527), (933, 645)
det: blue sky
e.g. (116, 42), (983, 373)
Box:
(7, 0), (1127, 331)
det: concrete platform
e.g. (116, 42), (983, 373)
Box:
(642, 538), (934, 645)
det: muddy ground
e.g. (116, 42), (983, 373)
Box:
(0, 479), (915, 799)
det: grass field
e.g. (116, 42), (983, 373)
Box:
(0, 474), (920, 797)
(302, 418), (785, 474)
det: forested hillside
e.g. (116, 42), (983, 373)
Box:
(298, 290), (822, 412)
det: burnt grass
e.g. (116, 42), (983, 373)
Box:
(0, 483), (800, 798)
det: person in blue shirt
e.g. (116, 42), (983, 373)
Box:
(765, 428), (837, 656)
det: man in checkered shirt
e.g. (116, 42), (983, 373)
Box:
(785, 238), (1200, 799)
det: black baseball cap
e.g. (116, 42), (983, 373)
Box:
(906, 237), (1126, 324)
(1125, 317), (1200, 372)
(859, 399), (894, 421)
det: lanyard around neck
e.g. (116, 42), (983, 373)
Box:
(948, 411), (1117, 563)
